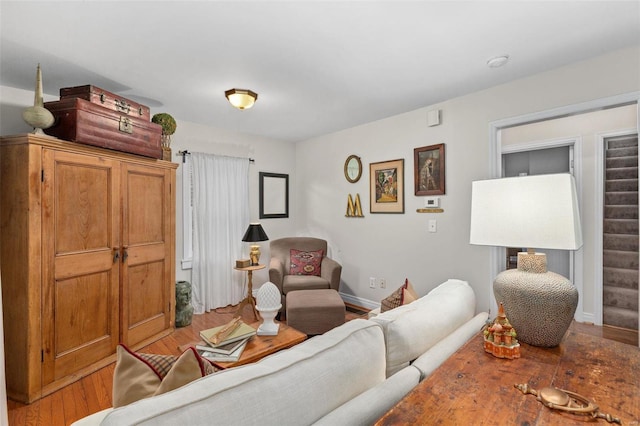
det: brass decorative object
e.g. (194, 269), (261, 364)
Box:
(208, 317), (242, 345)
(346, 193), (364, 217)
(515, 383), (621, 424)
(416, 208), (444, 213)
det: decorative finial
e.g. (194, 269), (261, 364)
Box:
(22, 63), (55, 134)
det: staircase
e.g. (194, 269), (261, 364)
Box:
(603, 136), (639, 331)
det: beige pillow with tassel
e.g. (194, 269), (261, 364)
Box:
(112, 344), (217, 408)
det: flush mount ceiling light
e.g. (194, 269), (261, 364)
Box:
(487, 55), (510, 68)
(225, 88), (258, 110)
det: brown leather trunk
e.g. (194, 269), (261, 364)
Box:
(44, 98), (162, 159)
(59, 85), (151, 121)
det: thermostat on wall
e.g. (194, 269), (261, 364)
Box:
(425, 197), (440, 208)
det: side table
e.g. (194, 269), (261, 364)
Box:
(234, 263), (266, 320)
(376, 325), (640, 425)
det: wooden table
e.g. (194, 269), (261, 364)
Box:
(212, 321), (306, 369)
(234, 264), (266, 321)
(376, 326), (640, 425)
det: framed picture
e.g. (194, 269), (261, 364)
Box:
(369, 159), (404, 214)
(414, 143), (445, 196)
(259, 172), (289, 218)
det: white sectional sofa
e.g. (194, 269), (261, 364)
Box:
(73, 279), (488, 426)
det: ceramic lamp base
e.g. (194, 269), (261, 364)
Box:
(249, 245), (261, 266)
(493, 268), (578, 347)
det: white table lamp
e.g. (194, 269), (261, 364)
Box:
(470, 173), (583, 347)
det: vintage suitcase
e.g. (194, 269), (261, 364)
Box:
(44, 97), (162, 159)
(59, 85), (151, 121)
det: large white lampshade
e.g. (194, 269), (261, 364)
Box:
(470, 173), (582, 251)
(470, 173), (583, 347)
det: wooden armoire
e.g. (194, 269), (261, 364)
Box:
(0, 133), (177, 403)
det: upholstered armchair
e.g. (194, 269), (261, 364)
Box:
(269, 237), (342, 310)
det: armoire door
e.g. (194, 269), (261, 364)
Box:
(41, 149), (121, 385)
(120, 162), (173, 346)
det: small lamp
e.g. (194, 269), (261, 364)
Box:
(256, 282), (282, 335)
(225, 88), (258, 110)
(242, 223), (269, 266)
(470, 173), (583, 347)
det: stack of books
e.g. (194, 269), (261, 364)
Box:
(196, 318), (256, 362)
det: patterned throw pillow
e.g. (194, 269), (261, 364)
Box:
(112, 344), (217, 407)
(290, 249), (324, 276)
(381, 278), (418, 312)
(403, 280), (418, 304)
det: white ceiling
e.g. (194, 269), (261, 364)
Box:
(1, 1), (639, 142)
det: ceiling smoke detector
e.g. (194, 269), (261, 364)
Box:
(487, 55), (510, 68)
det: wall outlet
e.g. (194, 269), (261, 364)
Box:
(380, 278), (386, 289)
(369, 277), (376, 288)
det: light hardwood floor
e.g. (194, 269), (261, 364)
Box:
(7, 305), (636, 426)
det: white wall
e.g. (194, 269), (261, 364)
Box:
(295, 46), (640, 314)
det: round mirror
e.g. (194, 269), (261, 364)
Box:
(344, 155), (362, 183)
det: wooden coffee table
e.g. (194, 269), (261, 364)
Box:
(376, 324), (640, 425)
(208, 321), (306, 369)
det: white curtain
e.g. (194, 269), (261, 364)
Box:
(190, 152), (250, 314)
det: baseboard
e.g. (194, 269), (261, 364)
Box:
(339, 292), (380, 311)
(581, 312), (596, 325)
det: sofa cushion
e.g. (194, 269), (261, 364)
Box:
(283, 274), (330, 293)
(112, 345), (216, 408)
(101, 319), (386, 426)
(290, 249), (323, 276)
(372, 279), (476, 377)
